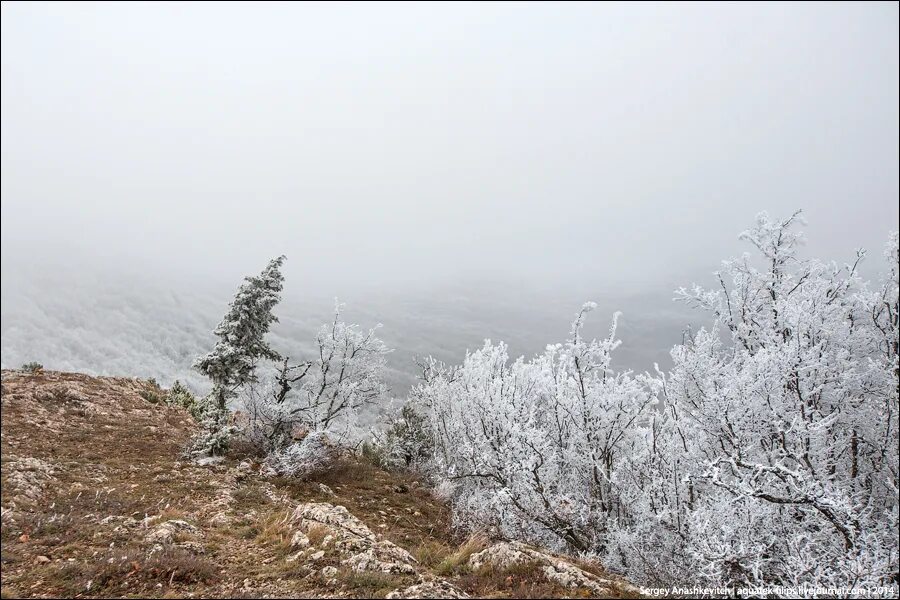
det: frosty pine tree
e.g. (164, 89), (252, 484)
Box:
(192, 255), (286, 454)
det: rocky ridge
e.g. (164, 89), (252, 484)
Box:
(1, 369), (638, 598)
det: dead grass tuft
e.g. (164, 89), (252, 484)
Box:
(253, 508), (294, 555)
(232, 484), (270, 508)
(412, 539), (454, 569)
(435, 532), (490, 576)
(306, 523), (329, 547)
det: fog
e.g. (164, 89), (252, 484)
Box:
(2, 2), (898, 394)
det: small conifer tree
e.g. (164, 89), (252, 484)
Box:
(191, 255), (285, 454)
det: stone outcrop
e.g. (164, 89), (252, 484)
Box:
(386, 579), (470, 599)
(468, 541), (629, 596)
(144, 519), (202, 545)
(289, 502), (417, 574)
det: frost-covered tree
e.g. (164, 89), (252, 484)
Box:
(241, 301), (390, 451)
(192, 255), (285, 454)
(608, 213), (899, 592)
(416, 212), (899, 596)
(415, 304), (655, 553)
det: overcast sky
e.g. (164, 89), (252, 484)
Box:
(2, 1), (898, 294)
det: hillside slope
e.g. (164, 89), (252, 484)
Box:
(0, 370), (639, 599)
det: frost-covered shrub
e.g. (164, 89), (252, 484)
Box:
(262, 431), (340, 479)
(186, 393), (234, 458)
(139, 389), (162, 404)
(416, 304), (655, 554)
(237, 302), (391, 454)
(369, 404), (433, 472)
(432, 479), (457, 503)
(165, 380), (202, 420)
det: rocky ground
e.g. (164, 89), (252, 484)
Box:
(0, 369), (639, 598)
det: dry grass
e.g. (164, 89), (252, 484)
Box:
(412, 539), (454, 568)
(231, 484), (270, 508)
(88, 547), (219, 591)
(434, 532), (490, 576)
(252, 508), (295, 556)
(456, 559), (570, 599)
(27, 547), (220, 598)
(331, 567), (410, 598)
(305, 523), (329, 547)
(143, 507), (191, 527)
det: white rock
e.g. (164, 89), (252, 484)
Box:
(289, 502), (418, 574)
(5, 456), (56, 503)
(291, 502), (376, 546)
(342, 541), (418, 575)
(175, 540), (206, 554)
(209, 512), (231, 526)
(144, 519), (201, 545)
(387, 580), (470, 599)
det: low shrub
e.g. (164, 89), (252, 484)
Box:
(262, 431), (339, 479)
(165, 380), (202, 420)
